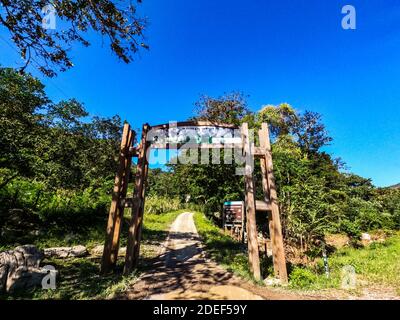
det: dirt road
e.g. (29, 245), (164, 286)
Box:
(122, 212), (313, 300)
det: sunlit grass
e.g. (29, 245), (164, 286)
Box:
(193, 212), (255, 281)
(2, 210), (183, 300)
(194, 211), (400, 295)
(289, 231), (400, 294)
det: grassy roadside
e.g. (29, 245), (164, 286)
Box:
(193, 212), (257, 282)
(194, 212), (400, 296)
(1, 209), (184, 300)
(289, 231), (400, 295)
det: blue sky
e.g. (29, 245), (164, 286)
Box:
(1, 0), (399, 187)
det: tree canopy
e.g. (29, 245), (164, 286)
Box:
(0, 67), (122, 190)
(0, 0), (147, 76)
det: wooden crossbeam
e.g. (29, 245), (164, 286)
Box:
(253, 146), (268, 157)
(150, 120), (239, 130)
(150, 143), (243, 150)
(255, 200), (271, 212)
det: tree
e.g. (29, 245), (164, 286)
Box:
(293, 111), (332, 154)
(38, 99), (122, 189)
(258, 104), (332, 154)
(193, 92), (253, 126)
(167, 93), (253, 216)
(258, 103), (298, 139)
(0, 0), (147, 77)
(147, 168), (177, 198)
(0, 67), (49, 184)
(0, 67), (122, 190)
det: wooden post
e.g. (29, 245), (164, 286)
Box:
(101, 123), (132, 274)
(109, 128), (134, 263)
(132, 157), (149, 265)
(124, 124), (150, 275)
(241, 123), (261, 281)
(258, 128), (279, 277)
(259, 123), (288, 283)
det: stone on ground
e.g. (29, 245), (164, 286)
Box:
(44, 245), (88, 258)
(0, 245), (47, 293)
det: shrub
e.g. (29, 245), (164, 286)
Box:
(289, 267), (318, 289)
(144, 195), (181, 214)
(0, 177), (111, 236)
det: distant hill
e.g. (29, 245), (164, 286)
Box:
(390, 183), (400, 189)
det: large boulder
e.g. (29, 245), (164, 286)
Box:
(0, 245), (46, 293)
(44, 245), (88, 258)
(6, 266), (49, 293)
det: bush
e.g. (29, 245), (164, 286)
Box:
(0, 177), (111, 238)
(289, 267), (318, 289)
(144, 195), (181, 214)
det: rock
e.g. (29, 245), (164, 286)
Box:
(90, 245), (104, 256)
(89, 245), (126, 257)
(361, 233), (371, 241)
(263, 277), (282, 286)
(0, 245), (45, 293)
(44, 245), (88, 258)
(6, 266), (48, 292)
(119, 246), (126, 257)
(0, 264), (8, 292)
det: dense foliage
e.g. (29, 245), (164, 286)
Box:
(1, 69), (399, 257)
(0, 68), (122, 243)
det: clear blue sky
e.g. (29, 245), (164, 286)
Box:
(1, 0), (399, 187)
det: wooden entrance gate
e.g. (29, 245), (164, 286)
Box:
(100, 121), (288, 283)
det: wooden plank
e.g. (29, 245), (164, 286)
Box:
(101, 123), (131, 274)
(255, 200), (271, 212)
(258, 128), (279, 277)
(241, 123), (261, 281)
(132, 157), (149, 265)
(123, 124), (150, 275)
(150, 143), (243, 150)
(259, 123), (288, 283)
(151, 120), (239, 130)
(253, 146), (267, 157)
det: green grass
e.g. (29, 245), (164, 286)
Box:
(1, 210), (183, 300)
(194, 212), (400, 295)
(193, 212), (264, 282)
(289, 231), (400, 294)
(0, 257), (138, 300)
(142, 209), (186, 242)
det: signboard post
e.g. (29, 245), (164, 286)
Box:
(223, 201), (245, 242)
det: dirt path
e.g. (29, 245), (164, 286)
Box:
(122, 212), (318, 300)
